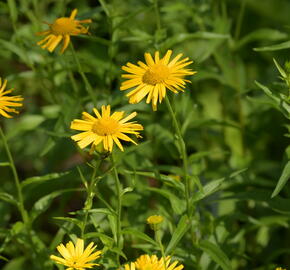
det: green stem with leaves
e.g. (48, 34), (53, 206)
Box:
(80, 163), (99, 240)
(0, 127), (28, 224)
(155, 230), (167, 269)
(164, 96), (190, 218)
(110, 154), (122, 267)
(70, 43), (97, 106)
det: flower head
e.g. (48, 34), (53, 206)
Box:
(0, 78), (23, 118)
(36, 9), (92, 53)
(50, 238), (101, 270)
(147, 215), (164, 231)
(121, 50), (196, 111)
(276, 268), (286, 270)
(70, 105), (143, 152)
(124, 255), (184, 270)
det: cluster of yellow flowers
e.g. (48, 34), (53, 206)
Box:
(1, 9), (195, 155)
(0, 8), (197, 270)
(51, 238), (184, 270)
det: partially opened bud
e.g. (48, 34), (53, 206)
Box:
(147, 215), (164, 231)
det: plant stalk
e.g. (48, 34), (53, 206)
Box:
(70, 43), (97, 106)
(0, 127), (28, 224)
(81, 164), (98, 240)
(155, 230), (167, 270)
(164, 96), (190, 218)
(110, 154), (122, 267)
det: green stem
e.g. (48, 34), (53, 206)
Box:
(0, 129), (39, 267)
(234, 0), (246, 40)
(0, 127), (28, 224)
(70, 43), (97, 106)
(153, 0), (161, 31)
(81, 166), (98, 239)
(155, 230), (167, 270)
(164, 96), (190, 218)
(110, 154), (122, 267)
(60, 55), (79, 95)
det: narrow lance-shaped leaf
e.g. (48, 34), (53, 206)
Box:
(199, 240), (232, 270)
(122, 229), (157, 246)
(254, 40), (290, 52)
(165, 215), (190, 254)
(21, 171), (70, 188)
(272, 161), (290, 198)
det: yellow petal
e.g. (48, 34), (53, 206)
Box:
(144, 52), (155, 66)
(48, 35), (63, 52)
(70, 9), (78, 19)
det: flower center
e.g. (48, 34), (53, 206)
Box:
(50, 18), (77, 35)
(92, 117), (120, 136)
(142, 64), (170, 85)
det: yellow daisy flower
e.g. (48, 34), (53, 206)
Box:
(120, 50), (196, 111)
(70, 105), (143, 152)
(124, 255), (184, 270)
(0, 78), (23, 118)
(50, 238), (101, 270)
(276, 268), (286, 270)
(36, 9), (92, 54)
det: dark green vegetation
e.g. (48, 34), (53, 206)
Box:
(0, 0), (289, 269)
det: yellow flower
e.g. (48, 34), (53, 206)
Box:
(147, 215), (164, 225)
(0, 78), (23, 118)
(50, 238), (101, 270)
(124, 255), (184, 270)
(36, 9), (92, 53)
(120, 50), (196, 111)
(70, 105), (143, 152)
(276, 268), (286, 270)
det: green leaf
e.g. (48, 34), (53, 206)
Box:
(234, 28), (287, 50)
(190, 168), (247, 204)
(0, 192), (17, 206)
(122, 169), (184, 192)
(122, 228), (157, 246)
(2, 257), (26, 270)
(121, 193), (142, 207)
(30, 188), (83, 222)
(21, 171), (70, 188)
(272, 161), (290, 198)
(255, 81), (290, 119)
(199, 240), (232, 270)
(147, 187), (186, 214)
(0, 255), (8, 261)
(0, 39), (29, 63)
(273, 58), (287, 78)
(53, 217), (83, 229)
(85, 232), (114, 247)
(254, 40), (290, 51)
(165, 215), (190, 254)
(86, 208), (116, 216)
(0, 162), (10, 167)
(190, 178), (225, 203)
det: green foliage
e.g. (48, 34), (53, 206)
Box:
(0, 0), (289, 269)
